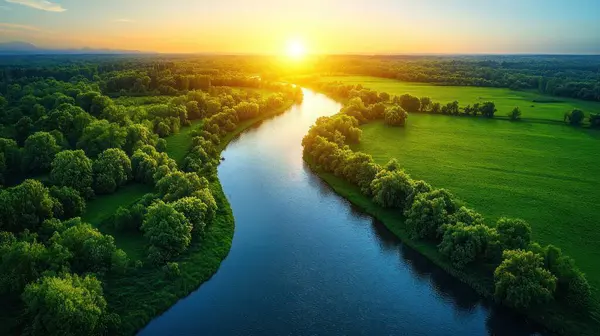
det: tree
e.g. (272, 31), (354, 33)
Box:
(564, 109), (585, 126)
(480, 102), (497, 118)
(49, 186), (86, 220)
(384, 106), (408, 126)
(172, 197), (209, 235)
(92, 148), (132, 194)
(589, 113), (600, 128)
(0, 238), (70, 295)
(496, 217), (531, 251)
(494, 250), (556, 309)
(23, 273), (112, 336)
(439, 223), (499, 268)
(156, 171), (210, 202)
(448, 206), (485, 226)
(15, 116), (35, 145)
(22, 132), (61, 173)
(0, 180), (54, 232)
(185, 101), (202, 120)
(397, 94), (421, 112)
(508, 107), (522, 121)
(370, 169), (415, 209)
(431, 102), (441, 114)
(77, 120), (126, 157)
(51, 220), (119, 273)
(124, 124), (156, 155)
(141, 200), (192, 264)
(404, 189), (458, 241)
(420, 97), (432, 112)
(50, 150), (94, 197)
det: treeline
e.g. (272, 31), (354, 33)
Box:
(302, 100), (592, 320)
(0, 62), (302, 335)
(315, 81), (600, 126)
(313, 55), (600, 102)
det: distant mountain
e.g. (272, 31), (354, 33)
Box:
(0, 41), (146, 55)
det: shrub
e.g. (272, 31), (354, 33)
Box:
(494, 250), (556, 309)
(508, 107), (522, 121)
(496, 217), (531, 251)
(564, 109), (585, 126)
(162, 262), (181, 279)
(439, 223), (499, 268)
(370, 169), (414, 209)
(404, 189), (458, 240)
(384, 106), (408, 126)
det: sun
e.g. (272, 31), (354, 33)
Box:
(286, 39), (307, 59)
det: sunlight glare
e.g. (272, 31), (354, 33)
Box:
(286, 39), (307, 59)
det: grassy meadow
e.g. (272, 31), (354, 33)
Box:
(319, 76), (600, 122)
(353, 116), (600, 296)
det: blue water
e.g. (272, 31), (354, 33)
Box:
(140, 89), (543, 336)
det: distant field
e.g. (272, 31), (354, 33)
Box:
(319, 76), (600, 122)
(83, 183), (154, 260)
(354, 116), (600, 295)
(166, 119), (204, 164)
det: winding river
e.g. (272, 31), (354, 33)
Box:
(140, 89), (543, 335)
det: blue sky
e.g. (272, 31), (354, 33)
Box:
(0, 0), (598, 53)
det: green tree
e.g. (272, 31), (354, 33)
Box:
(50, 150), (94, 197)
(564, 109), (585, 126)
(384, 106), (408, 126)
(0, 180), (54, 232)
(397, 94), (421, 112)
(92, 148), (132, 194)
(141, 200), (192, 264)
(479, 102), (497, 118)
(15, 116), (35, 145)
(370, 169), (415, 209)
(51, 220), (119, 273)
(496, 217), (531, 251)
(156, 171), (210, 202)
(405, 189), (458, 240)
(77, 120), (126, 157)
(508, 107), (522, 121)
(23, 273), (112, 336)
(494, 250), (556, 309)
(22, 132), (61, 173)
(439, 223), (499, 268)
(172, 196), (209, 235)
(419, 97), (432, 112)
(49, 186), (86, 220)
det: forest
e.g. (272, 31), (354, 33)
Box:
(0, 55), (302, 335)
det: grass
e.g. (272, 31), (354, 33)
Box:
(165, 119), (204, 164)
(82, 183), (154, 260)
(308, 157), (599, 335)
(354, 118), (600, 298)
(318, 75), (600, 122)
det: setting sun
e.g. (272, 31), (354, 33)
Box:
(286, 39), (307, 59)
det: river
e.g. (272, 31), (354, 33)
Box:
(140, 89), (543, 335)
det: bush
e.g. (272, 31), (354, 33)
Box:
(438, 223), (499, 268)
(496, 217), (531, 250)
(23, 273), (110, 336)
(494, 250), (556, 309)
(448, 206), (485, 226)
(162, 262), (181, 279)
(370, 169), (414, 209)
(404, 189), (458, 240)
(564, 109), (585, 126)
(384, 106), (408, 126)
(141, 201), (192, 264)
(508, 107), (522, 121)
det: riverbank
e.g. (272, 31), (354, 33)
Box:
(106, 100), (296, 335)
(305, 156), (597, 336)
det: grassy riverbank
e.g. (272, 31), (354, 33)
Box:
(106, 99), (297, 335)
(305, 156), (599, 335)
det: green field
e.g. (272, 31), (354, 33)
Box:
(166, 119), (204, 164)
(319, 76), (600, 122)
(82, 183), (154, 260)
(353, 116), (600, 296)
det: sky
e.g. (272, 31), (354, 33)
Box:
(0, 0), (599, 54)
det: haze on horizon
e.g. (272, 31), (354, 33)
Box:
(0, 0), (599, 54)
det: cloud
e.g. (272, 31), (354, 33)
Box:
(5, 0), (66, 12)
(0, 23), (41, 31)
(114, 19), (135, 23)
